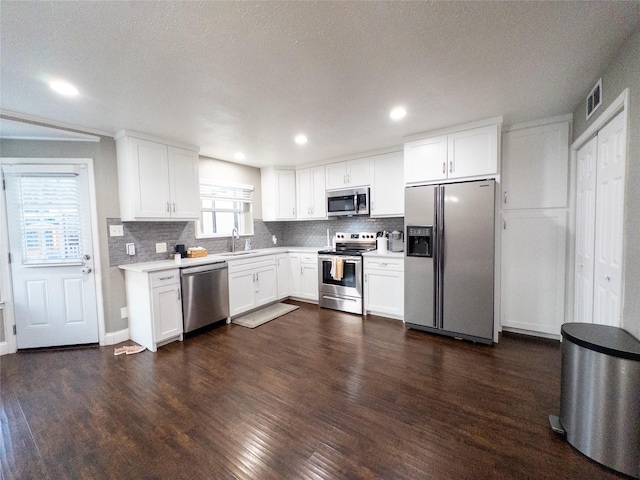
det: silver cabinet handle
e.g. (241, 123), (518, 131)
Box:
(449, 161), (453, 173)
(504, 192), (507, 204)
(442, 162), (446, 174)
(166, 202), (170, 212)
(177, 288), (181, 301)
(503, 218), (507, 230)
(172, 203), (176, 212)
(605, 275), (611, 281)
(365, 273), (368, 282)
(346, 173), (350, 184)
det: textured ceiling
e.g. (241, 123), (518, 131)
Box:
(1, 1), (639, 167)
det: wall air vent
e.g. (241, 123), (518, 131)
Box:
(586, 78), (602, 120)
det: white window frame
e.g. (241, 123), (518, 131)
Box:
(195, 180), (254, 239)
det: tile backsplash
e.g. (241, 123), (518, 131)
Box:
(108, 217), (403, 266)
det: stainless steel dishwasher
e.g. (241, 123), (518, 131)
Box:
(180, 262), (229, 333)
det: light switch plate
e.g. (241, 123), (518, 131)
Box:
(109, 225), (124, 237)
(120, 307), (128, 319)
(126, 243), (135, 255)
(156, 242), (167, 253)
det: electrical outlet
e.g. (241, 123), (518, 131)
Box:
(126, 243), (135, 255)
(109, 225), (124, 237)
(156, 242), (167, 253)
(120, 307), (128, 319)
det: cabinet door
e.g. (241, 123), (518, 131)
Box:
(364, 269), (404, 318)
(404, 136), (448, 184)
(255, 266), (277, 307)
(296, 168), (312, 219)
(131, 137), (171, 218)
(168, 146), (200, 219)
(300, 263), (318, 301)
(276, 255), (290, 299)
(346, 157), (371, 187)
(152, 284), (183, 342)
(502, 121), (569, 209)
(501, 210), (566, 335)
(325, 162), (347, 190)
(447, 125), (498, 179)
(370, 151), (404, 217)
(277, 170), (297, 219)
(229, 270), (255, 316)
(310, 166), (327, 218)
(289, 253), (302, 297)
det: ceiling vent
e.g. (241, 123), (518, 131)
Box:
(586, 78), (602, 120)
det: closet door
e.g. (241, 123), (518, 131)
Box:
(593, 111), (626, 327)
(574, 136), (597, 323)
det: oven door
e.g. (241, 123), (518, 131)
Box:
(318, 255), (362, 297)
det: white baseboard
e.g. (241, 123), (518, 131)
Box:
(104, 328), (129, 345)
(0, 341), (14, 356)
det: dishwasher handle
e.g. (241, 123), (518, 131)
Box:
(181, 262), (228, 276)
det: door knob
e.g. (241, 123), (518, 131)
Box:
(82, 267), (92, 274)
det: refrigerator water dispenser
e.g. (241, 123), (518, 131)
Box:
(406, 226), (432, 257)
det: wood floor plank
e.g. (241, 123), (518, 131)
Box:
(0, 301), (626, 479)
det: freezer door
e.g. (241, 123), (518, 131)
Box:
(404, 185), (436, 327)
(441, 180), (495, 340)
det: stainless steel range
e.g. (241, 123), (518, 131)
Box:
(318, 232), (376, 314)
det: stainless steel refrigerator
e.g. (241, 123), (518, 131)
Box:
(404, 180), (495, 343)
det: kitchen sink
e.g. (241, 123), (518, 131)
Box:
(218, 251), (256, 257)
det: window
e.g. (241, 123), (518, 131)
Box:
(196, 181), (254, 238)
(14, 174), (83, 264)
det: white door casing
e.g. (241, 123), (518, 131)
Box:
(593, 111), (626, 327)
(3, 162), (100, 349)
(574, 136), (598, 323)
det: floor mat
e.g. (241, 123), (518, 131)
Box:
(232, 303), (299, 328)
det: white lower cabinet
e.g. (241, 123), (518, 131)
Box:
(288, 252), (318, 301)
(364, 256), (404, 320)
(276, 254), (290, 299)
(124, 269), (183, 352)
(228, 255), (277, 317)
(501, 210), (567, 336)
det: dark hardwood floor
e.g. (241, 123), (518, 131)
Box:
(0, 301), (625, 479)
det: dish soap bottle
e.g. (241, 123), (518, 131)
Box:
(244, 239), (252, 251)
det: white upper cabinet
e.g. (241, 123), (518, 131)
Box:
(501, 120), (570, 209)
(116, 132), (200, 221)
(261, 168), (296, 221)
(325, 157), (371, 190)
(404, 135), (448, 184)
(370, 151), (404, 217)
(296, 166), (327, 219)
(404, 124), (499, 184)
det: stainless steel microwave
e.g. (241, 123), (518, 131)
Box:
(326, 187), (370, 217)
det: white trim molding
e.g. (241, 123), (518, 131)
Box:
(104, 328), (130, 346)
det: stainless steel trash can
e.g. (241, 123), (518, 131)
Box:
(557, 323), (640, 478)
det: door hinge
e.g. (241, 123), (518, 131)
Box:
(2, 178), (5, 191)
(13, 325), (17, 335)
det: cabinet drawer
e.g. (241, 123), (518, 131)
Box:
(300, 253), (317, 264)
(364, 257), (404, 272)
(228, 255), (276, 274)
(150, 269), (180, 288)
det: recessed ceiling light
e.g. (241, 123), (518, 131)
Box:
(234, 152), (245, 161)
(48, 80), (79, 97)
(294, 134), (308, 145)
(390, 107), (407, 121)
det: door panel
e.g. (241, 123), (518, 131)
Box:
(441, 181), (495, 340)
(404, 185), (435, 327)
(593, 111), (626, 327)
(4, 163), (99, 348)
(574, 136), (597, 323)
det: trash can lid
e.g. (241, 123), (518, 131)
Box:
(561, 323), (640, 361)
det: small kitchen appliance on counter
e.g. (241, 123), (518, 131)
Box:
(317, 232), (376, 314)
(388, 230), (404, 252)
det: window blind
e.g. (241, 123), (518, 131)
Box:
(15, 174), (83, 264)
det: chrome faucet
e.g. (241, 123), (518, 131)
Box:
(231, 227), (240, 252)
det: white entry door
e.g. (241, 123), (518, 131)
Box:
(593, 111), (626, 326)
(3, 163), (99, 348)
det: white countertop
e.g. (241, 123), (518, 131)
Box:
(119, 246), (324, 273)
(362, 250), (405, 259)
